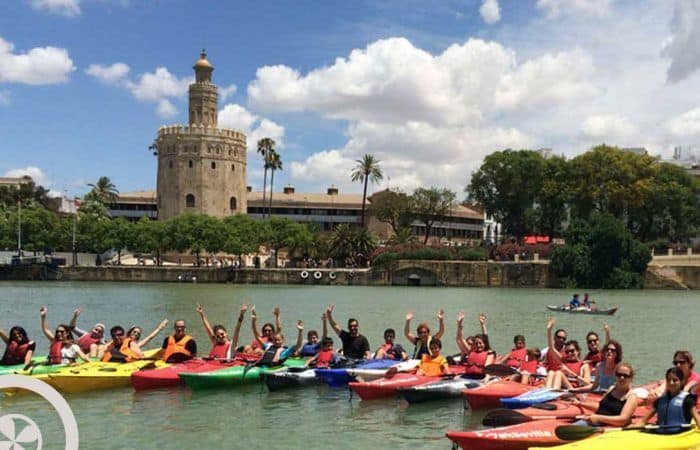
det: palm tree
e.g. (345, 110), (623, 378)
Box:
(351, 154), (383, 228)
(257, 138), (276, 219)
(267, 149), (283, 218)
(87, 176), (119, 205)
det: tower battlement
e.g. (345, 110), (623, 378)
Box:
(158, 125), (246, 142)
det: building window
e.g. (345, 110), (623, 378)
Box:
(231, 164), (235, 171)
(188, 160), (193, 168)
(168, 160), (173, 168)
(211, 162), (216, 169)
(186, 194), (195, 208)
(230, 197), (237, 211)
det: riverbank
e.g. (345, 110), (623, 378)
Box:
(2, 259), (697, 288)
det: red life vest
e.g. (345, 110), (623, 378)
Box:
(315, 349), (334, 368)
(77, 333), (100, 353)
(48, 340), (63, 365)
(209, 341), (231, 359)
(102, 338), (141, 363)
(2, 341), (31, 365)
(464, 350), (489, 376)
(564, 360), (583, 375)
(585, 350), (602, 374)
(546, 348), (562, 371)
(505, 348), (527, 369)
(251, 336), (269, 350)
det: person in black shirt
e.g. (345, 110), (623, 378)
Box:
(325, 304), (370, 360)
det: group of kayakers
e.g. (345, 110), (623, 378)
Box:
(2, 303), (699, 435)
(568, 292), (597, 310)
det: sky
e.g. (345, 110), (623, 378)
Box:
(1, 0), (700, 199)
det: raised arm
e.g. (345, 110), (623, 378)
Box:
(138, 320), (168, 348)
(479, 313), (491, 349)
(292, 321), (304, 352)
(434, 309), (445, 340)
(197, 304), (215, 344)
(229, 305), (247, 358)
(546, 318), (562, 361)
(69, 308), (80, 331)
(39, 307), (54, 341)
(603, 322), (611, 345)
(455, 312), (470, 354)
(0, 327), (8, 344)
(321, 313), (328, 340)
(404, 312), (416, 344)
(325, 304), (342, 336)
(273, 306), (282, 333)
(251, 305), (261, 341)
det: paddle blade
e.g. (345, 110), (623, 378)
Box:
(482, 409), (531, 427)
(384, 366), (398, 379)
(483, 364), (518, 377)
(555, 425), (602, 441)
(530, 402), (558, 410)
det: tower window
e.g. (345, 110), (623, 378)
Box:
(230, 197), (237, 211)
(186, 194), (195, 208)
(169, 160), (173, 168)
(231, 164), (235, 171)
(211, 162), (216, 169)
(188, 160), (193, 168)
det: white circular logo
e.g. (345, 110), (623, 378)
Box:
(0, 375), (78, 450)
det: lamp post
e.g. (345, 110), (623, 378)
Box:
(17, 199), (21, 257)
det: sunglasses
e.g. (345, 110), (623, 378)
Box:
(605, 348), (617, 353)
(587, 339), (598, 344)
(175, 326), (186, 330)
(215, 333), (226, 338)
(616, 372), (632, 379)
(555, 335), (566, 340)
(673, 359), (689, 365)
(56, 329), (67, 334)
(113, 332), (124, 337)
(565, 349), (577, 354)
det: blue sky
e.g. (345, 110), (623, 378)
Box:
(2, 0), (700, 198)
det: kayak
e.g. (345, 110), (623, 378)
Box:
(131, 358), (243, 390)
(463, 380), (534, 410)
(264, 368), (320, 392)
(349, 366), (466, 401)
(504, 398), (591, 420)
(314, 359), (403, 387)
(530, 426), (700, 450)
(546, 305), (618, 316)
(501, 387), (569, 409)
(44, 359), (168, 394)
(180, 357), (306, 390)
(0, 356), (50, 375)
(446, 419), (571, 450)
(398, 376), (483, 404)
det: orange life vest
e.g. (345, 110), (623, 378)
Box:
(102, 338), (141, 363)
(163, 335), (193, 363)
(420, 353), (447, 376)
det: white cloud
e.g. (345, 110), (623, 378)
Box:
(0, 90), (9, 105)
(219, 84), (237, 102)
(27, 0), (81, 17)
(218, 103), (285, 151)
(662, 0), (700, 83)
(480, 0), (501, 24)
(0, 37), (75, 85)
(156, 99), (177, 118)
(580, 114), (638, 142)
(125, 67), (191, 103)
(536, 0), (615, 19)
(665, 108), (700, 138)
(85, 63), (130, 85)
(4, 166), (51, 187)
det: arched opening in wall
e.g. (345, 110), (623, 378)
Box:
(188, 160), (193, 168)
(168, 160), (173, 168)
(230, 197), (237, 212)
(186, 194), (196, 208)
(231, 164), (235, 171)
(211, 162), (216, 169)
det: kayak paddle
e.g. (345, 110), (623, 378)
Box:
(555, 423), (692, 441)
(481, 408), (579, 427)
(483, 364), (519, 377)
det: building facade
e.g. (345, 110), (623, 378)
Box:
(155, 52), (247, 220)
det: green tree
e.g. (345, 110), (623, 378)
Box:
(104, 218), (133, 264)
(0, 177), (55, 211)
(352, 227), (377, 260)
(259, 217), (312, 267)
(257, 138), (276, 219)
(467, 149), (545, 241)
(86, 176), (119, 205)
(222, 214), (260, 258)
(387, 227), (414, 245)
(0, 205), (62, 253)
(131, 218), (171, 266)
(330, 223), (354, 260)
(532, 156), (571, 238)
(351, 154), (384, 227)
(169, 214), (223, 266)
(412, 187), (456, 244)
(367, 189), (414, 234)
(267, 149), (282, 218)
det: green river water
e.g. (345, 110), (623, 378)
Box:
(0, 282), (698, 449)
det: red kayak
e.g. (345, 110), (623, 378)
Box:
(349, 366), (466, 400)
(131, 358), (243, 390)
(463, 380), (534, 410)
(446, 419), (571, 450)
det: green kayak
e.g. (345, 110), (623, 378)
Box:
(180, 357), (306, 390)
(0, 356), (47, 375)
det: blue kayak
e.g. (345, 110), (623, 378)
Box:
(500, 387), (567, 408)
(315, 359), (399, 387)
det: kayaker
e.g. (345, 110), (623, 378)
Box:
(542, 318), (567, 371)
(0, 326), (35, 366)
(519, 347), (543, 385)
(573, 362), (638, 427)
(126, 319), (169, 350)
(325, 304), (371, 360)
(297, 313), (328, 357)
(638, 367), (700, 434)
(571, 340), (623, 393)
(583, 323), (611, 373)
(256, 320), (304, 366)
(569, 294), (581, 309)
(156, 320), (197, 363)
(672, 350), (700, 392)
(69, 308), (107, 358)
(496, 334), (527, 369)
(545, 337), (591, 389)
(456, 312), (495, 379)
(101, 326), (143, 362)
(304, 337), (343, 368)
(250, 305), (282, 353)
(404, 309), (445, 359)
(416, 338), (448, 376)
(39, 306), (90, 365)
(582, 293), (591, 308)
(196, 303), (237, 359)
(374, 328), (408, 360)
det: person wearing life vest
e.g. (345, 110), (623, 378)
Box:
(416, 338), (448, 377)
(496, 334), (527, 369)
(157, 320), (197, 363)
(304, 337), (342, 369)
(297, 313), (329, 357)
(250, 305), (282, 353)
(102, 326), (142, 363)
(0, 326), (35, 366)
(583, 323), (611, 376)
(39, 307), (90, 365)
(374, 328), (408, 361)
(126, 319), (168, 353)
(455, 311), (493, 373)
(639, 367), (700, 434)
(542, 318), (567, 371)
(256, 320), (304, 367)
(197, 303), (248, 360)
(545, 334), (591, 390)
(404, 309), (445, 359)
(69, 308), (107, 358)
(518, 347), (542, 385)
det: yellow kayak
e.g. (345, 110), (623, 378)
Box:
(44, 359), (169, 393)
(530, 427), (700, 450)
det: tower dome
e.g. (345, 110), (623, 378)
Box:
(193, 50), (213, 83)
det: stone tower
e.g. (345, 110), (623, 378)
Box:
(155, 51), (247, 220)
